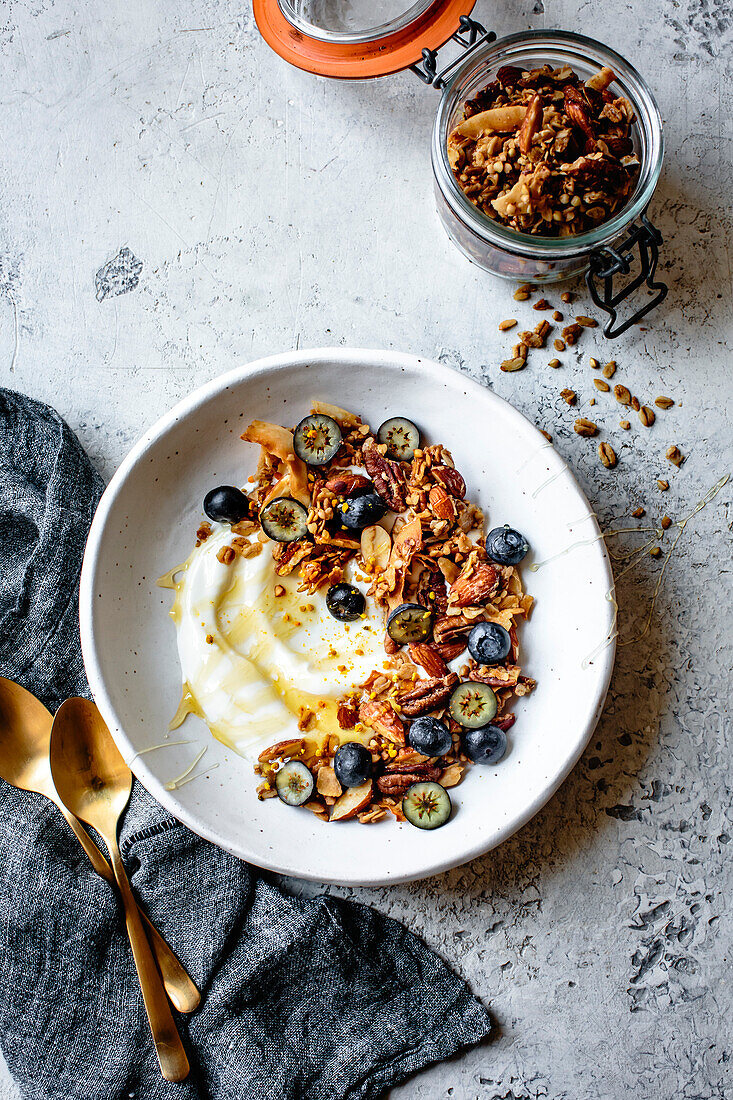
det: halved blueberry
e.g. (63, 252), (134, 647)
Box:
(463, 724), (508, 765)
(326, 583), (365, 623)
(260, 497), (309, 542)
(333, 742), (372, 788)
(293, 414), (342, 466)
(377, 417), (421, 462)
(468, 622), (511, 665)
(402, 782), (451, 830)
(448, 681), (498, 728)
(203, 485), (250, 524)
(386, 603), (433, 645)
(408, 716), (452, 757)
(485, 526), (529, 566)
(340, 492), (388, 530)
(275, 761), (314, 806)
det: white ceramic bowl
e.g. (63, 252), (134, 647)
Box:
(80, 349), (615, 885)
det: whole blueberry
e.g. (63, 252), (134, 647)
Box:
(408, 717), (453, 757)
(463, 724), (508, 765)
(340, 493), (389, 530)
(203, 485), (250, 524)
(326, 583), (366, 623)
(485, 525), (529, 566)
(333, 742), (372, 788)
(468, 622), (512, 665)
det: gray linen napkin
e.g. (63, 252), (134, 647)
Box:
(0, 388), (492, 1100)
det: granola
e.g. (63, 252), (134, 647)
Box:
(448, 63), (639, 237)
(205, 404), (535, 828)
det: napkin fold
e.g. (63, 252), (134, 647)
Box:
(0, 388), (492, 1100)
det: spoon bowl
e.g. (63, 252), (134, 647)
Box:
(0, 677), (56, 798)
(50, 696), (132, 832)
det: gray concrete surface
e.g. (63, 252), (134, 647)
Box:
(1, 0), (731, 1096)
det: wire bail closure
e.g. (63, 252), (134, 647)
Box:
(586, 212), (668, 338)
(410, 16), (496, 88)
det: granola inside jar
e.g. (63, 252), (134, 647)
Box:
(432, 31), (664, 283)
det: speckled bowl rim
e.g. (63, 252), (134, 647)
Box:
(80, 348), (616, 885)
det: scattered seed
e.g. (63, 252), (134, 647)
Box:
(533, 298), (551, 310)
(614, 384), (632, 405)
(602, 360), (617, 378)
(650, 546), (662, 558)
(501, 357), (526, 372)
(661, 515), (672, 530)
(554, 338), (566, 352)
(639, 405), (655, 427)
(631, 396), (641, 412)
(666, 445), (685, 467)
(548, 358), (561, 368)
(594, 378), (610, 392)
(632, 507), (645, 518)
(540, 429), (552, 442)
(620, 420), (631, 430)
(589, 357), (600, 369)
(561, 388), (577, 405)
(513, 290), (530, 301)
(560, 291), (573, 303)
(598, 442), (617, 468)
(274, 584), (286, 597)
(575, 315), (598, 327)
(655, 396), (675, 410)
(553, 310), (563, 321)
(589, 397), (596, 405)
(499, 318), (518, 331)
(518, 283), (533, 293)
(657, 479), (669, 491)
(574, 417), (598, 437)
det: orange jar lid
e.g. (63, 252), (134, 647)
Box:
(253, 0), (478, 80)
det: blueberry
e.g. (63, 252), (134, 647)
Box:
(260, 497), (309, 543)
(293, 414), (342, 466)
(275, 761), (314, 805)
(326, 583), (366, 622)
(402, 782), (451, 829)
(449, 681), (498, 728)
(334, 742), (372, 787)
(468, 622), (511, 665)
(408, 716), (453, 757)
(485, 525), (529, 566)
(386, 603), (433, 645)
(340, 493), (389, 530)
(462, 724), (508, 765)
(203, 485), (250, 524)
(377, 417), (421, 461)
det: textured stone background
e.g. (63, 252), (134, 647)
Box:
(1, 0), (731, 1097)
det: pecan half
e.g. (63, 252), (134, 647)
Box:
(363, 438), (407, 511)
(408, 643), (448, 679)
(493, 712), (516, 732)
(398, 673), (458, 717)
(449, 560), (499, 608)
(376, 767), (442, 796)
(435, 640), (467, 662)
(359, 699), (406, 745)
(432, 465), (466, 499)
(433, 615), (473, 644)
(337, 701), (358, 730)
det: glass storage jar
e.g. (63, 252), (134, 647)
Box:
(254, 3), (668, 336)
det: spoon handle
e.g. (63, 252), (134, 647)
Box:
(56, 802), (200, 1014)
(108, 838), (190, 1083)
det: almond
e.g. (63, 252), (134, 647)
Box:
(326, 472), (372, 496)
(360, 524), (391, 573)
(429, 485), (456, 522)
(449, 560), (499, 607)
(408, 643), (448, 678)
(358, 699), (406, 745)
(258, 738), (305, 763)
(330, 780), (373, 821)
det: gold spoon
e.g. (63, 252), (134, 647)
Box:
(50, 697), (190, 1082)
(0, 678), (199, 1015)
